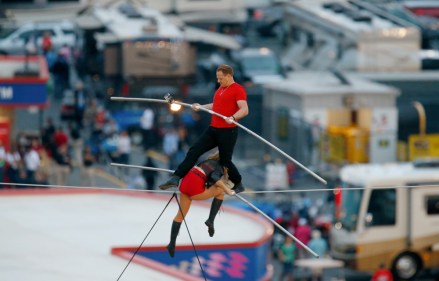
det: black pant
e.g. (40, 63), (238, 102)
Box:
(174, 126), (242, 184)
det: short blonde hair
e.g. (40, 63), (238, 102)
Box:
(207, 151), (220, 161)
(216, 64), (234, 76)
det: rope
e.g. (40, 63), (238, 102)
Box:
(2, 182), (438, 195)
(116, 193), (176, 280)
(242, 183), (439, 194)
(0, 182), (174, 193)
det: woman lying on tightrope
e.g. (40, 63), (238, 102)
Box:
(167, 151), (236, 257)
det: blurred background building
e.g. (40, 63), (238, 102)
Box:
(1, 0), (439, 280)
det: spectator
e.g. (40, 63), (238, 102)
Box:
(142, 156), (157, 190)
(59, 43), (72, 62)
(278, 236), (296, 281)
(83, 98), (98, 133)
(53, 144), (71, 186)
(82, 145), (96, 187)
(41, 31), (52, 55)
(295, 218), (312, 258)
(102, 119), (119, 138)
(45, 47), (57, 71)
(116, 131), (131, 177)
(288, 211), (300, 233)
(177, 125), (189, 147)
(54, 126), (69, 149)
(172, 141), (187, 171)
(6, 143), (21, 188)
(180, 108), (195, 142)
(272, 232), (285, 259)
(70, 125), (83, 168)
(286, 162), (295, 186)
(34, 168), (49, 186)
(51, 52), (70, 99)
(73, 81), (86, 129)
(0, 141), (5, 186)
(24, 144), (40, 185)
(41, 117), (56, 149)
(30, 138), (44, 153)
(140, 107), (155, 151)
(37, 147), (52, 186)
(308, 230), (328, 258)
(298, 192), (311, 220)
(162, 128), (179, 169)
(93, 106), (107, 136)
(371, 263), (393, 281)
(16, 131), (28, 153)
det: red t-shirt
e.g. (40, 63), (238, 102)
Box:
(211, 83), (247, 128)
(371, 269), (393, 281)
(54, 131), (68, 147)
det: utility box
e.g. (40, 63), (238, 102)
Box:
(345, 127), (369, 163)
(326, 126), (369, 163)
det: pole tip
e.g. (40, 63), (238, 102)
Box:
(164, 93), (174, 104)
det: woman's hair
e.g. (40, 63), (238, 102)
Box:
(207, 151), (228, 178)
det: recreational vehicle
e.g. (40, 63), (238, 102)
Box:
(330, 160), (439, 280)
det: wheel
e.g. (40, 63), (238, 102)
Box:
(392, 252), (422, 280)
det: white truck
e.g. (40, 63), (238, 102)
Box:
(0, 21), (76, 55)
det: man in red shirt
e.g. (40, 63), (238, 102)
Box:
(42, 32), (52, 54)
(160, 64), (249, 195)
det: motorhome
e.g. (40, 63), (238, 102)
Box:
(330, 160), (439, 280)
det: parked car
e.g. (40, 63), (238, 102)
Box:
(0, 21), (77, 55)
(231, 47), (285, 84)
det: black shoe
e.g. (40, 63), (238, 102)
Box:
(167, 242), (176, 257)
(232, 182), (245, 194)
(159, 175), (180, 190)
(205, 220), (215, 237)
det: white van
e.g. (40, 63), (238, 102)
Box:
(0, 21), (76, 55)
(330, 160), (439, 280)
(232, 47), (285, 84)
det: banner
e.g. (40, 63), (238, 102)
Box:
(0, 83), (47, 106)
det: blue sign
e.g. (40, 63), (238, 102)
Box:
(0, 83), (48, 105)
(115, 244), (271, 281)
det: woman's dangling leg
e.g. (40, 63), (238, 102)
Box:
(205, 193), (225, 237)
(167, 220), (181, 258)
(167, 193), (192, 257)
